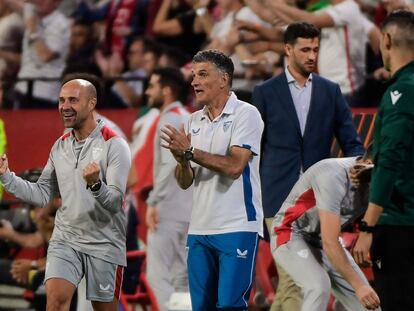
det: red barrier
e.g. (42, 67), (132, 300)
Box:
(0, 109), (138, 174)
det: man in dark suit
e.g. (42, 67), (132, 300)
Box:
(252, 22), (364, 311)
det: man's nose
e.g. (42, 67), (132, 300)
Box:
(60, 99), (70, 109)
(308, 51), (317, 61)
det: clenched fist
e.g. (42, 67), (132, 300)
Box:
(83, 162), (100, 186)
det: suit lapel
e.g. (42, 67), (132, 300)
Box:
(274, 74), (301, 136)
(303, 74), (321, 140)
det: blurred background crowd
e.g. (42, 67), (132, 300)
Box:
(0, 0), (412, 110)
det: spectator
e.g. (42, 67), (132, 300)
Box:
(13, 0), (70, 108)
(144, 67), (192, 311)
(252, 22), (364, 310)
(152, 0), (207, 58)
(161, 50), (264, 310)
(353, 10), (414, 311)
(142, 39), (163, 78)
(73, 0), (149, 57)
(0, 201), (57, 287)
(0, 0), (24, 82)
(108, 36), (148, 107)
(205, 0), (270, 82)
(66, 18), (98, 71)
(158, 45), (189, 69)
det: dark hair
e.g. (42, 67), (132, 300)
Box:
(284, 22), (321, 45)
(192, 49), (234, 86)
(152, 67), (188, 103)
(72, 17), (93, 28)
(160, 45), (190, 68)
(382, 10), (414, 47)
(143, 38), (163, 60)
(61, 72), (102, 103)
(362, 142), (373, 161)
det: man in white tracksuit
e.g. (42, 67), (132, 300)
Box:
(145, 67), (192, 311)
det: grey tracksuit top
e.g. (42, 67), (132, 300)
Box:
(1, 120), (131, 266)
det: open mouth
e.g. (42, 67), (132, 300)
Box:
(194, 89), (204, 95)
(62, 111), (76, 121)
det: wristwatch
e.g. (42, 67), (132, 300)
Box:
(88, 180), (102, 192)
(359, 220), (375, 233)
(184, 146), (195, 161)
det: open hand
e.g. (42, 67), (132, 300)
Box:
(355, 284), (380, 310)
(353, 232), (373, 267)
(160, 124), (191, 164)
(11, 259), (31, 284)
(146, 206), (159, 232)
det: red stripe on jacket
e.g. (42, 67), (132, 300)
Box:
(61, 132), (71, 141)
(101, 126), (119, 141)
(274, 189), (316, 248)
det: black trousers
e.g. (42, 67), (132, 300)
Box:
(371, 225), (414, 311)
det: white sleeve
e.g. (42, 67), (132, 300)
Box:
(0, 151), (58, 207)
(235, 6), (269, 27)
(324, 0), (357, 27)
(230, 105), (264, 156)
(312, 170), (348, 215)
(43, 16), (71, 55)
(362, 14), (375, 37)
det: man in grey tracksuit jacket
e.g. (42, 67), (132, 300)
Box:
(0, 79), (131, 311)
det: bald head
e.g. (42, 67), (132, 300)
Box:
(62, 79), (97, 103)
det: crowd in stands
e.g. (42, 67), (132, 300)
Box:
(0, 0), (412, 110)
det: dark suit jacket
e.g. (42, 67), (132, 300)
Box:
(252, 72), (364, 218)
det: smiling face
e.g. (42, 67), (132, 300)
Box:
(285, 37), (319, 77)
(58, 80), (95, 130)
(191, 61), (229, 106)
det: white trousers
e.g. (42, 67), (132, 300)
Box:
(273, 239), (380, 311)
(146, 220), (189, 311)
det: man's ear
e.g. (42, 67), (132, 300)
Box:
(220, 72), (229, 89)
(383, 32), (392, 51)
(284, 43), (292, 57)
(89, 98), (97, 110)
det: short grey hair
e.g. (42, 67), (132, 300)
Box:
(192, 50), (234, 87)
